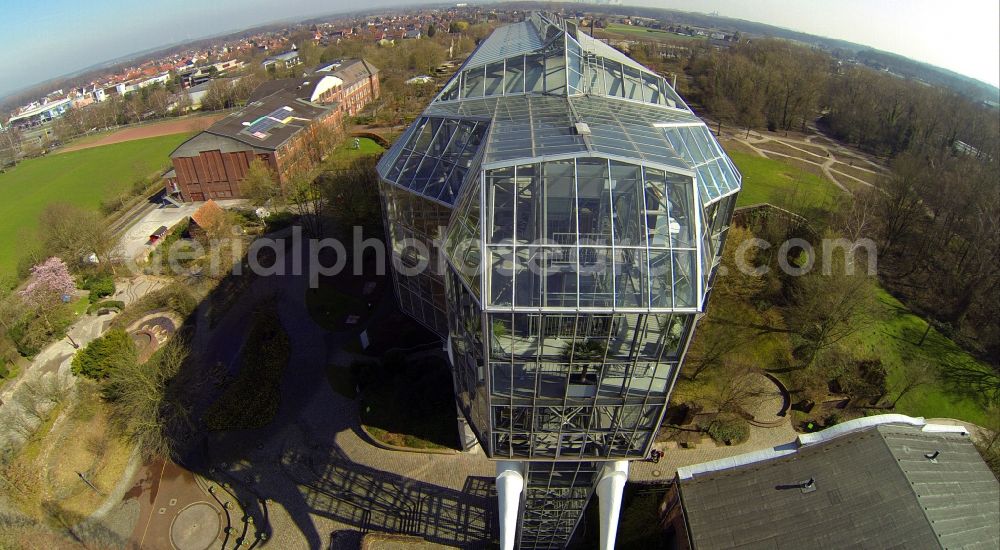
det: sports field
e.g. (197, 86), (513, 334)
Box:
(0, 133), (192, 275)
(59, 114), (223, 154)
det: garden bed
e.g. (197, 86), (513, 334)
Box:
(356, 354), (460, 450)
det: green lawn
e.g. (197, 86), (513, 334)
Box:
(0, 134), (192, 275)
(728, 150), (843, 213)
(323, 137), (384, 168)
(846, 289), (995, 426)
(603, 23), (704, 42)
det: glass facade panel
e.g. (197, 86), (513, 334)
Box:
(578, 247), (613, 308)
(484, 61), (505, 96)
(462, 67), (485, 98)
(504, 56), (525, 94)
(604, 61), (624, 97)
(575, 158), (612, 246)
(379, 13), (742, 550)
(566, 35), (583, 94)
(610, 161), (645, 246)
(543, 45), (567, 95)
(490, 247), (514, 306)
(525, 53), (545, 92)
(623, 65), (643, 101)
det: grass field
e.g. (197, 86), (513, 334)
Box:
(603, 23), (704, 42)
(848, 289), (995, 426)
(0, 133), (192, 275)
(727, 150), (843, 212)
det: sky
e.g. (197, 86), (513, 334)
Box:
(1, 0), (998, 100)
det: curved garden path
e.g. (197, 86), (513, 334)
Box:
(721, 126), (890, 195)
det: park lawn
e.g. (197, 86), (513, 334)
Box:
(603, 23), (704, 42)
(322, 137), (384, 169)
(0, 133), (192, 275)
(727, 150), (843, 213)
(845, 288), (995, 426)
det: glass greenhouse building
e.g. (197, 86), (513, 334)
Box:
(376, 12), (741, 550)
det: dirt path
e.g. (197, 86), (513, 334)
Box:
(725, 129), (889, 196)
(59, 114), (224, 153)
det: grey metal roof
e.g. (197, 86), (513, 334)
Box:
(680, 424), (1000, 550)
(174, 90), (333, 155)
(330, 58), (379, 86)
(881, 426), (1000, 549)
(170, 131), (260, 158)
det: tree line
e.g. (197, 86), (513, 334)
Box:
(684, 37), (999, 363)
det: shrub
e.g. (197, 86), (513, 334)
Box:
(71, 329), (137, 379)
(82, 273), (116, 303)
(86, 300), (125, 314)
(104, 338), (190, 459)
(204, 311), (289, 430)
(110, 283), (197, 330)
(706, 415), (750, 445)
(8, 305), (74, 357)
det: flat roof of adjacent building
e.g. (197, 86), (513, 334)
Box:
(172, 89), (334, 156)
(680, 423), (1000, 549)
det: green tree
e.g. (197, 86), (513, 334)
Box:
(71, 329), (137, 379)
(105, 338), (191, 459)
(319, 155), (382, 233)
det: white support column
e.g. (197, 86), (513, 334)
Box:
(596, 460), (630, 550)
(496, 461), (525, 550)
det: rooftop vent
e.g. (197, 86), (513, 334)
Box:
(925, 450), (940, 463)
(574, 122), (592, 136)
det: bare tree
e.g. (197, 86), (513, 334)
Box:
(240, 159), (281, 207)
(888, 361), (936, 409)
(786, 249), (879, 368)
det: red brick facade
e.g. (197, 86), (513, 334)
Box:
(339, 72), (380, 116)
(171, 149), (273, 201)
(169, 108), (343, 202)
(167, 60), (377, 202)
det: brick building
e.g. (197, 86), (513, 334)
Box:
(166, 83), (343, 202)
(166, 59), (380, 202)
(305, 58), (381, 116)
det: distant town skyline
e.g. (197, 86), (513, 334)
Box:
(2, 0), (998, 101)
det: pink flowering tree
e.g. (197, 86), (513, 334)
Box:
(19, 257), (76, 310)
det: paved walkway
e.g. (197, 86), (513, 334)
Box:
(118, 199), (246, 264)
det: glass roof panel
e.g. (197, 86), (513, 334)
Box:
(376, 116), (489, 205)
(463, 20), (546, 71)
(381, 15), (743, 313)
